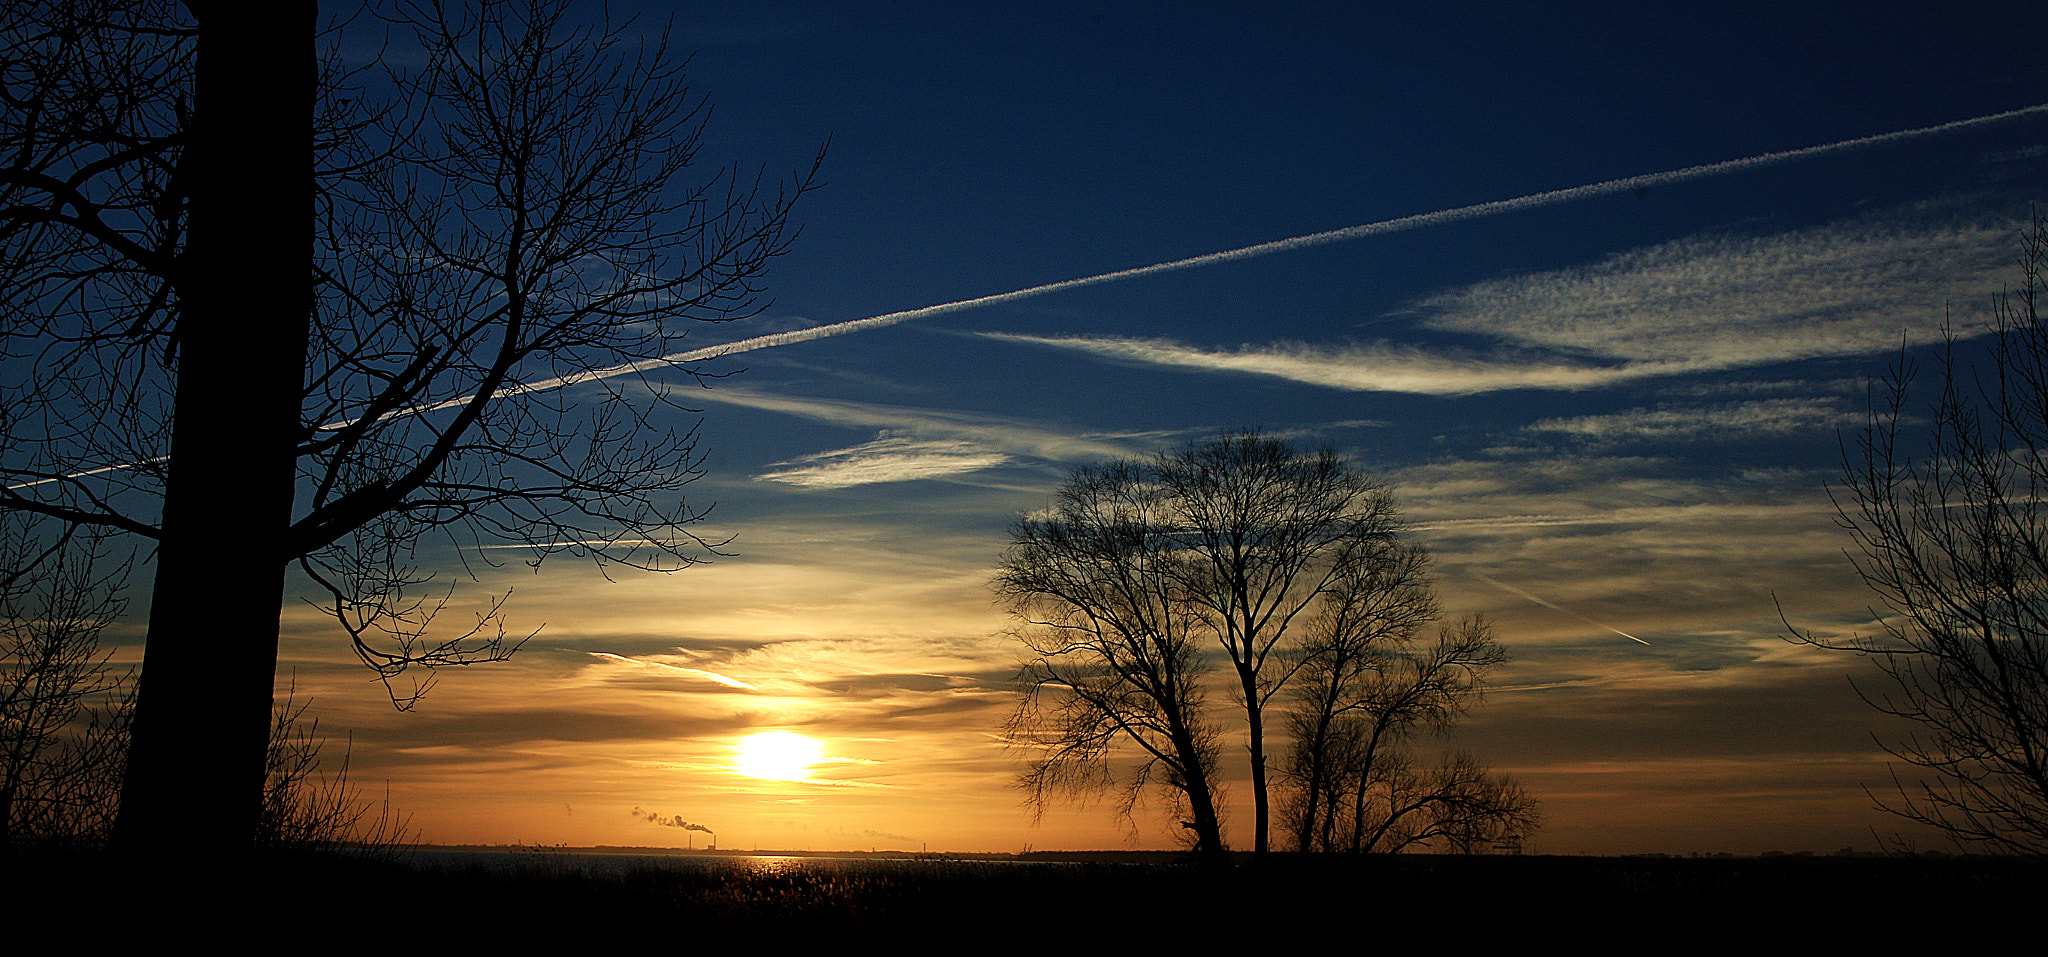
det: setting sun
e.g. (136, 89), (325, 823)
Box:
(735, 731), (825, 782)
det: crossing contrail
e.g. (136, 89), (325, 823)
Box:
(1478, 575), (1651, 646)
(13, 102), (2047, 489)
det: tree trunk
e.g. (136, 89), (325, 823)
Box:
(1293, 752), (1320, 853)
(1239, 665), (1270, 857)
(1293, 711), (1335, 852)
(1179, 746), (1228, 863)
(1186, 779), (1227, 861)
(114, 4), (315, 855)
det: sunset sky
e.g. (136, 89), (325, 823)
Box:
(170, 2), (2048, 855)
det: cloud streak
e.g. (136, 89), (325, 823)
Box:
(981, 333), (1666, 394)
(683, 386), (1153, 487)
(1527, 398), (1866, 444)
(985, 214), (2020, 395)
(1412, 217), (2016, 361)
(758, 433), (1014, 489)
(687, 387), (1133, 459)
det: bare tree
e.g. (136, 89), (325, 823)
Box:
(1278, 536), (1436, 852)
(1336, 750), (1536, 854)
(999, 432), (1437, 857)
(0, 0), (818, 851)
(1790, 211), (2048, 855)
(0, 518), (131, 846)
(256, 683), (414, 854)
(998, 461), (1229, 860)
(1157, 432), (1403, 857)
(1281, 612), (1536, 854)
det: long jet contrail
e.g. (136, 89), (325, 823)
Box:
(14, 103), (2048, 488)
(509, 101), (2048, 393)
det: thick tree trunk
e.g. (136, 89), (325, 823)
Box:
(1176, 740), (1228, 863)
(114, 4), (314, 854)
(1185, 774), (1227, 862)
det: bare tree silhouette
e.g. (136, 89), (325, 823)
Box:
(256, 683), (413, 854)
(1279, 535), (1436, 852)
(1791, 211), (2048, 855)
(1152, 432), (1406, 857)
(999, 460), (1231, 861)
(997, 432), (1511, 858)
(0, 0), (818, 851)
(0, 519), (130, 846)
(1282, 611), (1536, 854)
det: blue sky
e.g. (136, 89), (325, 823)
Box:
(244, 1), (2048, 855)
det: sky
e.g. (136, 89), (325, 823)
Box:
(134, 2), (2048, 856)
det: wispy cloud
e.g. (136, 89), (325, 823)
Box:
(983, 333), (1680, 395)
(741, 412), (1394, 489)
(1660, 378), (1868, 398)
(1413, 215), (2017, 363)
(1526, 398), (1865, 444)
(981, 214), (2020, 396)
(687, 387), (1144, 487)
(759, 432), (1014, 489)
(1382, 450), (1864, 664)
(691, 387), (1133, 461)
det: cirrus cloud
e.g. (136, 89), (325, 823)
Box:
(759, 432), (1014, 489)
(980, 212), (2021, 397)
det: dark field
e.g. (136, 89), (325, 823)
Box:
(8, 846), (2038, 945)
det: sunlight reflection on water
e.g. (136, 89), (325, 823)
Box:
(412, 848), (1077, 881)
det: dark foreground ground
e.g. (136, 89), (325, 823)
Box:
(6, 846), (2039, 946)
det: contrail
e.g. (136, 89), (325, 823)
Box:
(588, 651), (759, 690)
(5, 458), (168, 490)
(14, 102), (2047, 488)
(1478, 574), (1651, 646)
(554, 101), (2048, 378)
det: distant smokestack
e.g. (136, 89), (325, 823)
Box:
(632, 807), (715, 836)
